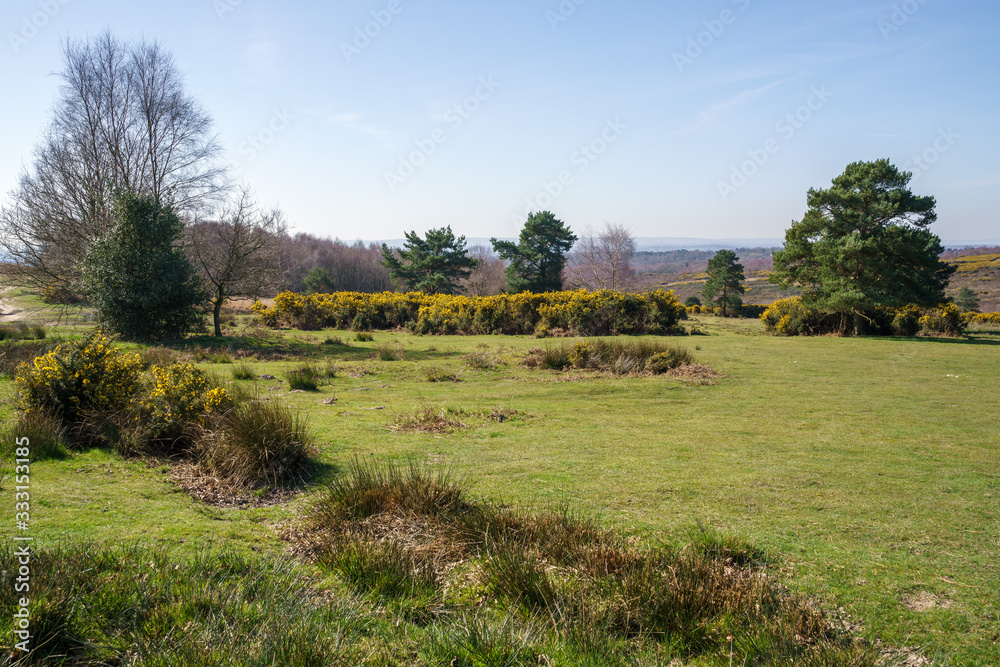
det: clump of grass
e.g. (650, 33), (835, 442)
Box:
(354, 332), (374, 342)
(196, 398), (315, 489)
(302, 460), (878, 665)
(523, 339), (695, 376)
(0, 543), (368, 665)
(392, 406), (467, 433)
(287, 363), (320, 391)
(0, 410), (70, 461)
(323, 336), (347, 346)
(374, 341), (407, 361)
(138, 345), (181, 370)
(463, 349), (502, 370)
(424, 367), (461, 382)
(231, 362), (257, 380)
(0, 323), (46, 341)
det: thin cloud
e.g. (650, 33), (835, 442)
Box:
(682, 80), (784, 133)
(328, 113), (389, 142)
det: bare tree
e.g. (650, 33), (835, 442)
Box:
(188, 188), (286, 336)
(0, 31), (227, 290)
(463, 245), (508, 296)
(569, 222), (637, 292)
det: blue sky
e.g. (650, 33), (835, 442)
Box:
(1, 0), (998, 243)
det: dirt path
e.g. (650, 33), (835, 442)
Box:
(0, 288), (27, 321)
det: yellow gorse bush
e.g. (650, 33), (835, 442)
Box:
(253, 289), (687, 336)
(15, 332), (144, 419)
(760, 298), (981, 337)
(147, 363), (233, 435)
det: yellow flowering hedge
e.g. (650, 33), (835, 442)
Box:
(761, 297), (978, 337)
(15, 333), (144, 421)
(970, 312), (1000, 326)
(253, 289), (687, 336)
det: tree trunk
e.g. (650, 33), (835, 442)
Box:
(213, 288), (225, 337)
(853, 311), (864, 337)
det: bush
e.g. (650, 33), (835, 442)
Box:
(196, 399), (315, 488)
(0, 341), (58, 379)
(147, 362), (232, 442)
(891, 306), (921, 336)
(253, 289), (686, 337)
(760, 297), (816, 336)
(919, 303), (969, 336)
(15, 333), (144, 424)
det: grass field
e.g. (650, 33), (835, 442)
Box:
(1, 308), (998, 664)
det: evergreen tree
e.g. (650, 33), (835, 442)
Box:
(771, 159), (954, 335)
(954, 286), (980, 312)
(80, 191), (205, 341)
(492, 211), (577, 293)
(702, 250), (745, 317)
(380, 226), (476, 294)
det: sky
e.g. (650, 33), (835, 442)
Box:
(1, 0), (998, 245)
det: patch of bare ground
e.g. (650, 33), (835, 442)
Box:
(900, 590), (954, 612)
(667, 362), (722, 384)
(168, 461), (297, 508)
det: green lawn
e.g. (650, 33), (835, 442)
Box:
(2, 315), (998, 664)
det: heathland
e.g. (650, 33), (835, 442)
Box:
(1, 286), (998, 665)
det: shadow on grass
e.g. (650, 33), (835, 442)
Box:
(866, 334), (1000, 346)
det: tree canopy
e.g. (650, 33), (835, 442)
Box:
(770, 159), (954, 335)
(0, 31), (227, 291)
(380, 226), (476, 295)
(492, 211), (577, 293)
(79, 191), (205, 341)
(702, 250), (746, 317)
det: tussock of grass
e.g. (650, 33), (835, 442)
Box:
(374, 341), (406, 361)
(424, 367), (461, 382)
(301, 460), (878, 664)
(286, 361), (336, 391)
(0, 409), (70, 461)
(523, 338), (696, 375)
(392, 406), (468, 433)
(354, 331), (374, 342)
(231, 361), (257, 380)
(0, 543), (369, 666)
(195, 398), (315, 489)
(0, 323), (46, 341)
(463, 348), (503, 370)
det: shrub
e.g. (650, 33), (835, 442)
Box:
(15, 333), (144, 424)
(196, 398), (315, 488)
(919, 303), (969, 336)
(138, 346), (181, 370)
(646, 347), (693, 374)
(354, 331), (374, 342)
(891, 306), (921, 336)
(463, 350), (502, 370)
(147, 363), (232, 441)
(760, 297), (815, 336)
(253, 289), (686, 337)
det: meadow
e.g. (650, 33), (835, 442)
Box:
(1, 292), (998, 665)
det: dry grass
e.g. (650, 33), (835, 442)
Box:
(391, 406), (468, 433)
